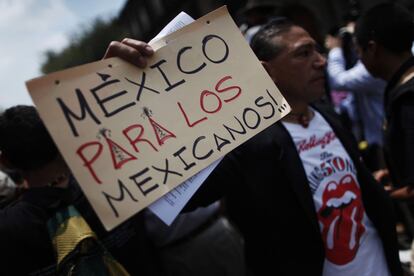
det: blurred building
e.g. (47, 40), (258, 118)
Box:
(118, 0), (244, 42)
(118, 0), (414, 42)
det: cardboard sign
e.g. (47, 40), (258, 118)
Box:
(26, 6), (290, 230)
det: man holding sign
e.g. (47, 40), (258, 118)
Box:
(0, 8), (401, 276)
(106, 20), (402, 276)
(2, 7), (281, 275)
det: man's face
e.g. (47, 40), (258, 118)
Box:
(355, 41), (380, 78)
(264, 26), (326, 105)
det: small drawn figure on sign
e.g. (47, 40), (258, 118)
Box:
(142, 107), (176, 146)
(97, 127), (137, 169)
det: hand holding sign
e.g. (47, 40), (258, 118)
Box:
(103, 39), (154, 68)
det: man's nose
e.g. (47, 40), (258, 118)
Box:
(314, 52), (327, 68)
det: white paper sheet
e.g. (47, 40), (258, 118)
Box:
(148, 159), (221, 225)
(149, 12), (195, 44)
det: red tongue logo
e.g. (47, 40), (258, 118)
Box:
(318, 174), (365, 265)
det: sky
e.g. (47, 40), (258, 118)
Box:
(0, 0), (126, 109)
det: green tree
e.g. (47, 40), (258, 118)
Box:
(41, 18), (128, 74)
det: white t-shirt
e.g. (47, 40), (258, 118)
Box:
(282, 110), (390, 276)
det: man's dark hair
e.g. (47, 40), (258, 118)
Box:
(250, 17), (293, 61)
(355, 3), (414, 54)
(0, 105), (59, 171)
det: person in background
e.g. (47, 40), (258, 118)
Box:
(0, 107), (162, 274)
(355, 3), (414, 273)
(326, 22), (386, 172)
(355, 2), (414, 192)
(238, 0), (280, 43)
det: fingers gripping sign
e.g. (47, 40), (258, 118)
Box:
(103, 38), (154, 68)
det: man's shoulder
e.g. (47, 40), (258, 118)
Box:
(388, 64), (414, 104)
(395, 77), (414, 98)
(236, 121), (284, 152)
(312, 101), (339, 120)
(0, 199), (51, 272)
(0, 188), (67, 236)
(0, 199), (46, 233)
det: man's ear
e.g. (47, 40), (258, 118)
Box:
(261, 61), (277, 82)
(366, 40), (378, 57)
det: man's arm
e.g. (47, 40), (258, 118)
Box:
(379, 95), (414, 197)
(183, 148), (245, 212)
(327, 47), (385, 92)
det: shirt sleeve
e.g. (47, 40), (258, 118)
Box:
(327, 47), (384, 92)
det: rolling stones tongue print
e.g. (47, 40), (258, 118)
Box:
(318, 174), (365, 265)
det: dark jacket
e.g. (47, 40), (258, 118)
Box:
(187, 103), (402, 275)
(0, 182), (162, 276)
(384, 56), (414, 187)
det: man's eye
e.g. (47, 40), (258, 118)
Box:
(298, 50), (311, 57)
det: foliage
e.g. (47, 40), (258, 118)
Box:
(41, 18), (129, 74)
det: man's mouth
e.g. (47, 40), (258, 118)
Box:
(311, 76), (325, 83)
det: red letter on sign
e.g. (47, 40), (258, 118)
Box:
(123, 124), (158, 153)
(76, 141), (103, 184)
(104, 137), (137, 170)
(200, 90), (222, 114)
(177, 101), (207, 128)
(215, 75), (241, 103)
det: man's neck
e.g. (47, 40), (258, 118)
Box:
(288, 102), (309, 115)
(382, 52), (413, 81)
(282, 103), (314, 127)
